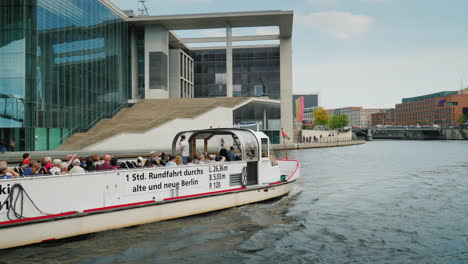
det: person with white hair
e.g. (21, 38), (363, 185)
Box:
(60, 162), (69, 174)
(49, 159), (62, 175)
(68, 159), (86, 175)
(43, 157), (54, 173)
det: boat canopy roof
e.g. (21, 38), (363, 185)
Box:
(171, 128), (262, 160)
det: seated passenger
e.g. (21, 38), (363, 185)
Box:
(186, 156), (195, 166)
(0, 161), (19, 178)
(97, 154), (116, 171)
(44, 157), (54, 173)
(206, 155), (215, 163)
(110, 157), (119, 169)
(49, 159), (62, 175)
(60, 162), (69, 174)
(30, 161), (41, 176)
(198, 155), (206, 164)
(147, 151), (161, 166)
(68, 159), (86, 175)
(219, 148), (229, 161)
(20, 153), (31, 168)
(227, 146), (237, 161)
(175, 156), (183, 166)
(84, 157), (97, 172)
(166, 155), (177, 167)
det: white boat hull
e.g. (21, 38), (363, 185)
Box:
(0, 181), (294, 249)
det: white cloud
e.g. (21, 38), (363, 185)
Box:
(255, 27), (279, 35)
(293, 48), (468, 108)
(297, 11), (374, 40)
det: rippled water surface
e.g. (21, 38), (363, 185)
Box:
(1, 141), (467, 264)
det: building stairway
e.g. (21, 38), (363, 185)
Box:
(57, 97), (249, 151)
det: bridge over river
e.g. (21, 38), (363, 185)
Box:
(353, 126), (468, 140)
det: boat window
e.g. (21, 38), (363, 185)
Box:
(261, 138), (269, 158)
(237, 131), (258, 161)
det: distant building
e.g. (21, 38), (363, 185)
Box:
(328, 107), (387, 128)
(371, 109), (395, 127)
(395, 91), (468, 125)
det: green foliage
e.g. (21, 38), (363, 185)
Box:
(313, 107), (330, 127)
(329, 114), (349, 129)
(456, 114), (468, 124)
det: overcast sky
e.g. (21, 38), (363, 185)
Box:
(112, 0), (468, 109)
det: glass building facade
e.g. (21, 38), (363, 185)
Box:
(0, 0), (130, 151)
(190, 47), (280, 99)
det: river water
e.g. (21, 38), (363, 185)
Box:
(1, 141), (467, 263)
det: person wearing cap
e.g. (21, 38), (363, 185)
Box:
(49, 159), (62, 175)
(178, 135), (189, 164)
(68, 159), (86, 175)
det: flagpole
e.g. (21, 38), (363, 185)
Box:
(281, 128), (288, 160)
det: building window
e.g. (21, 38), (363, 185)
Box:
(149, 52), (167, 90)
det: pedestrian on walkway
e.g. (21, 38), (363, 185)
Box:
(0, 139), (5, 154)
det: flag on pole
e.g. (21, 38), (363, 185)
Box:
(282, 130), (290, 140)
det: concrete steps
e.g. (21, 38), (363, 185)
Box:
(57, 97), (249, 151)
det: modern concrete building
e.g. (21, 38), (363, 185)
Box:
(0, 0), (294, 150)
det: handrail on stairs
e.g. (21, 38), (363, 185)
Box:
(56, 102), (129, 147)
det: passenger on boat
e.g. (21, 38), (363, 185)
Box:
(227, 146), (237, 161)
(97, 155), (116, 171)
(20, 153), (31, 168)
(175, 156), (183, 166)
(84, 156), (97, 172)
(60, 161), (69, 174)
(186, 156), (195, 166)
(166, 155), (177, 167)
(91, 155), (101, 167)
(219, 148), (229, 161)
(68, 159), (86, 175)
(179, 135), (189, 164)
(0, 160), (19, 178)
(42, 157), (54, 173)
(142, 161), (153, 168)
(197, 155), (206, 164)
(206, 155), (215, 163)
(147, 151), (161, 166)
(110, 157), (119, 169)
(49, 159), (62, 175)
(29, 161), (41, 176)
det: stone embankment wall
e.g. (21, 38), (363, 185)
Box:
(445, 128), (468, 140)
(301, 130), (353, 143)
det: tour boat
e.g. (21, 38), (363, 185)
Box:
(0, 128), (300, 249)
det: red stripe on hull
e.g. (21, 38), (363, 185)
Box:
(83, 200), (155, 213)
(0, 211), (77, 226)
